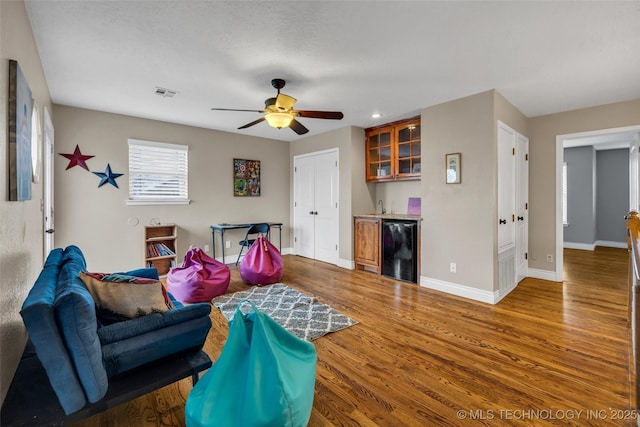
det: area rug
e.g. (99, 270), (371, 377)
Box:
(212, 283), (358, 341)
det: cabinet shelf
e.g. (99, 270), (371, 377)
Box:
(146, 235), (177, 242)
(144, 224), (177, 277)
(146, 255), (175, 261)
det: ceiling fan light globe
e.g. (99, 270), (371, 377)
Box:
(265, 112), (294, 129)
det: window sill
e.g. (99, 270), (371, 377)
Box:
(127, 199), (191, 206)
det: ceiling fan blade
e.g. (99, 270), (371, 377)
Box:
(289, 119), (309, 135)
(295, 110), (344, 120)
(275, 93), (297, 111)
(238, 117), (266, 129)
(211, 108), (265, 113)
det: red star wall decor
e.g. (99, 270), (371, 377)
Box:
(59, 145), (94, 170)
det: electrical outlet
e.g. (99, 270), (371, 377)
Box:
(450, 262), (457, 273)
(204, 244), (210, 253)
(546, 254), (553, 263)
(225, 240), (231, 249)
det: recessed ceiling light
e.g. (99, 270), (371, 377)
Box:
(371, 113), (382, 119)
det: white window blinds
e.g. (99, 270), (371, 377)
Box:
(128, 139), (189, 205)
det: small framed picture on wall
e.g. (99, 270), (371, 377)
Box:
(445, 153), (461, 184)
(233, 158), (261, 196)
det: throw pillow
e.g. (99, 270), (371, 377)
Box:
(79, 271), (172, 324)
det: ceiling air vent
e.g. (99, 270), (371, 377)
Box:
(155, 87), (178, 98)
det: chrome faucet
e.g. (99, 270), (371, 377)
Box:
(378, 200), (386, 214)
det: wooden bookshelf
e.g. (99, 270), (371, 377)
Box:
(144, 224), (177, 277)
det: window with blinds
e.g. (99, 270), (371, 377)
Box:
(127, 139), (189, 205)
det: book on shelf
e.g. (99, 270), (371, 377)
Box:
(146, 242), (175, 258)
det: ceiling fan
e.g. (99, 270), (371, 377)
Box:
(211, 78), (344, 135)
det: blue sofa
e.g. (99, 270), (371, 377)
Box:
(18, 245), (212, 415)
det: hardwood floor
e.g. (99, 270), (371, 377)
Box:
(72, 248), (632, 426)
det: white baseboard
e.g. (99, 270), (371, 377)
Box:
(337, 258), (355, 270)
(419, 276), (500, 304)
(564, 242), (595, 251)
(595, 240), (627, 249)
(219, 246), (294, 265)
(281, 247), (294, 255)
(281, 251), (354, 270)
(564, 240), (627, 250)
(527, 268), (559, 282)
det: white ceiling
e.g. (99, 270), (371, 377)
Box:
(24, 1), (640, 142)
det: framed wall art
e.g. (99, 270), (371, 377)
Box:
(445, 152), (461, 184)
(8, 59), (33, 201)
(233, 158), (261, 196)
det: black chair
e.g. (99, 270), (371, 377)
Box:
(236, 223), (270, 265)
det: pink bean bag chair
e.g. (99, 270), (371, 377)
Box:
(167, 247), (230, 302)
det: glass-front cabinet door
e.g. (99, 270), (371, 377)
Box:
(396, 122), (421, 179)
(365, 118), (420, 182)
(366, 126), (394, 181)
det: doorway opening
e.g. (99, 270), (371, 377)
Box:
(555, 125), (640, 282)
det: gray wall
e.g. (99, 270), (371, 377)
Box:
(564, 146), (596, 245)
(563, 146), (629, 246)
(596, 148), (629, 243)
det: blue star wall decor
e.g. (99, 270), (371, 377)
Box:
(93, 164), (124, 188)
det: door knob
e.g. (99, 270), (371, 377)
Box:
(309, 211), (314, 215)
(45, 229), (55, 234)
(517, 216), (524, 221)
(499, 219), (506, 225)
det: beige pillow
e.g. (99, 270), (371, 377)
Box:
(79, 271), (171, 324)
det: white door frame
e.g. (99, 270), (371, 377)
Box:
(555, 125), (640, 282)
(43, 106), (55, 256)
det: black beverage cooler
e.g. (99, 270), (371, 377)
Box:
(381, 219), (418, 283)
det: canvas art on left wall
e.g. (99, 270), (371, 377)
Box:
(8, 59), (33, 201)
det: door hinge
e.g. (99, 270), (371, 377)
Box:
(525, 252), (528, 260)
(525, 202), (528, 210)
(294, 166), (297, 172)
(336, 244), (338, 250)
(525, 153), (529, 161)
(335, 202), (338, 208)
(512, 214), (515, 222)
(294, 237), (297, 242)
(512, 147), (515, 155)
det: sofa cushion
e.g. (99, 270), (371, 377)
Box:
(102, 313), (212, 378)
(20, 248), (87, 414)
(80, 272), (172, 325)
(98, 303), (211, 345)
(54, 245), (108, 403)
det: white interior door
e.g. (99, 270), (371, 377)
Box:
(313, 151), (338, 264)
(497, 122), (515, 253)
(294, 156), (315, 259)
(293, 150), (338, 264)
(43, 106), (55, 256)
(515, 133), (529, 282)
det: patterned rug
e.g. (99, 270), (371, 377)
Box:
(212, 283), (358, 341)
